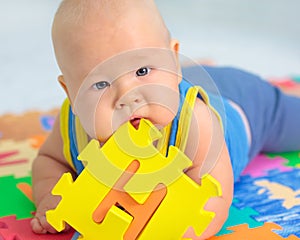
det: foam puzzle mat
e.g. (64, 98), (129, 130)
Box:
(0, 77), (300, 239)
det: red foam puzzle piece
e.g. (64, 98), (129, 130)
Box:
(0, 215), (74, 240)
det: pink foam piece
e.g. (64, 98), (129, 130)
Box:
(269, 78), (297, 88)
(242, 154), (293, 178)
(0, 215), (74, 240)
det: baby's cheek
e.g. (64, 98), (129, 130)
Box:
(151, 105), (176, 126)
(94, 110), (113, 142)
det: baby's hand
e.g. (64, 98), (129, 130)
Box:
(31, 193), (70, 234)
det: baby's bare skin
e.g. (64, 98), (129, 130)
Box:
(31, 0), (234, 238)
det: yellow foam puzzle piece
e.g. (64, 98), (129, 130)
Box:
(79, 119), (193, 204)
(46, 119), (222, 239)
(138, 174), (221, 239)
(46, 171), (132, 239)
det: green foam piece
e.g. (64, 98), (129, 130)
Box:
(292, 76), (300, 83)
(0, 175), (35, 219)
(216, 199), (263, 236)
(267, 151), (300, 168)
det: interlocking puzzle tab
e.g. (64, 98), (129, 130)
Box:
(46, 119), (222, 239)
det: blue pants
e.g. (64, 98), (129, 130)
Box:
(183, 66), (300, 174)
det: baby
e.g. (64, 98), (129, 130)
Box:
(31, 0), (300, 239)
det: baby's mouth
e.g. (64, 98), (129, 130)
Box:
(130, 117), (142, 129)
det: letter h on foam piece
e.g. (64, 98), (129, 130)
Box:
(46, 119), (222, 239)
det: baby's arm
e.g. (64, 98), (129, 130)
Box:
(184, 99), (234, 239)
(31, 113), (76, 234)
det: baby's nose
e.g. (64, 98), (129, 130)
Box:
(115, 90), (144, 109)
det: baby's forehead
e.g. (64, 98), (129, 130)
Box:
(53, 0), (172, 85)
(55, 0), (160, 26)
(53, 0), (170, 60)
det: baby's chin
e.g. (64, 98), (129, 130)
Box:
(93, 133), (111, 146)
(153, 123), (166, 131)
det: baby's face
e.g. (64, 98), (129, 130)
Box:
(56, 4), (181, 142)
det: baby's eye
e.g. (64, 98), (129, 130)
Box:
(136, 67), (151, 77)
(93, 81), (110, 90)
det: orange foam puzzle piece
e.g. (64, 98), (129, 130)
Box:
(209, 222), (299, 240)
(16, 183), (33, 202)
(92, 160), (167, 240)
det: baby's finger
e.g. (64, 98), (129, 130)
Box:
(30, 217), (47, 234)
(38, 215), (59, 234)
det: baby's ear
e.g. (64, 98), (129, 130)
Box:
(58, 75), (67, 92)
(58, 75), (77, 114)
(58, 75), (69, 96)
(170, 39), (180, 54)
(170, 39), (182, 83)
(58, 75), (72, 105)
